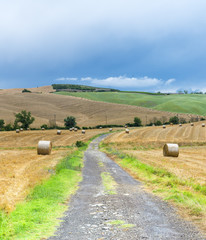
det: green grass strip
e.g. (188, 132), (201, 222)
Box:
(0, 146), (86, 240)
(100, 145), (206, 217)
(101, 172), (117, 195)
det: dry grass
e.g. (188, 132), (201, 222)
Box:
(0, 128), (107, 211)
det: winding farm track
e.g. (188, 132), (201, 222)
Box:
(48, 135), (205, 240)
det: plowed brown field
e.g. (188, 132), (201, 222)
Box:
(0, 86), (197, 127)
(0, 129), (107, 211)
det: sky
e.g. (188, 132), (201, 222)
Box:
(0, 0), (206, 92)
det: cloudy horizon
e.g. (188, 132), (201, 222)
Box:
(0, 1), (206, 92)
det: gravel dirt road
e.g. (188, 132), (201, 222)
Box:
(48, 135), (205, 240)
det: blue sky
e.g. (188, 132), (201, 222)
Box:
(0, 0), (206, 92)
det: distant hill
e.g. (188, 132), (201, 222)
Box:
(52, 84), (119, 92)
(55, 91), (206, 116)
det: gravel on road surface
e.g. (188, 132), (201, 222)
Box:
(48, 135), (205, 240)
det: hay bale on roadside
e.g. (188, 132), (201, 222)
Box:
(57, 130), (61, 135)
(163, 143), (179, 157)
(37, 141), (52, 155)
(162, 125), (166, 129)
(125, 129), (129, 134)
(16, 129), (20, 133)
(82, 130), (85, 134)
(202, 123), (205, 127)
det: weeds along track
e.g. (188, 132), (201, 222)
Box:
(0, 129), (107, 211)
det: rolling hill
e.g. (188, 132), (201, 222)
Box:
(0, 86), (198, 128)
(55, 91), (206, 116)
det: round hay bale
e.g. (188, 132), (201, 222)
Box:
(190, 123), (194, 126)
(179, 124), (182, 127)
(109, 128), (113, 132)
(37, 141), (52, 155)
(69, 128), (73, 131)
(16, 129), (20, 133)
(74, 128), (78, 132)
(163, 143), (179, 157)
(125, 129), (129, 134)
(57, 130), (61, 135)
(202, 123), (205, 127)
(20, 128), (23, 131)
(99, 127), (102, 129)
(162, 125), (166, 129)
(41, 128), (45, 131)
(82, 130), (86, 134)
(125, 125), (127, 128)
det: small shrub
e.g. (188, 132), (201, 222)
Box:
(76, 141), (86, 148)
(22, 89), (31, 93)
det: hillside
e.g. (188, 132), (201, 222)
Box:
(0, 90), (197, 128)
(55, 92), (206, 116)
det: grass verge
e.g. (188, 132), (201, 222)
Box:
(0, 144), (88, 240)
(101, 172), (117, 195)
(100, 143), (206, 230)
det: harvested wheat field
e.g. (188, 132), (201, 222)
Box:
(104, 123), (206, 183)
(0, 128), (107, 211)
(0, 88), (197, 127)
(105, 122), (206, 145)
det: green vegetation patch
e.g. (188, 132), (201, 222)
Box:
(101, 172), (117, 195)
(0, 146), (87, 240)
(55, 91), (206, 116)
(100, 145), (206, 218)
(106, 220), (135, 229)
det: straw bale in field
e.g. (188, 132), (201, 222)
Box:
(109, 128), (113, 132)
(82, 130), (86, 134)
(125, 129), (129, 133)
(190, 123), (194, 126)
(57, 130), (61, 135)
(202, 123), (205, 127)
(162, 125), (166, 128)
(16, 129), (20, 133)
(20, 128), (23, 131)
(163, 143), (179, 157)
(37, 140), (52, 155)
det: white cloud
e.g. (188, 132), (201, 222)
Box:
(56, 77), (77, 81)
(165, 78), (176, 85)
(80, 76), (163, 88)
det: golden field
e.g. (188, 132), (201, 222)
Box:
(0, 128), (107, 211)
(104, 122), (206, 184)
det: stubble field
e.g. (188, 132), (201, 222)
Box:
(0, 128), (107, 211)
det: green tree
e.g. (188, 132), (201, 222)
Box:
(64, 116), (76, 128)
(0, 119), (5, 129)
(14, 110), (35, 129)
(134, 117), (142, 126)
(169, 116), (179, 124)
